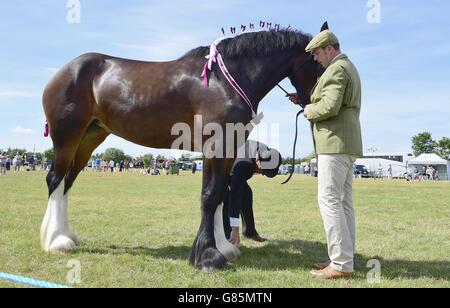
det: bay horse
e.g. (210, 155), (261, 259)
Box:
(41, 23), (322, 272)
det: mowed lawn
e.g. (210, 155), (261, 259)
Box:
(0, 170), (448, 288)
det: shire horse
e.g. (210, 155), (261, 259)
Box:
(41, 22), (327, 272)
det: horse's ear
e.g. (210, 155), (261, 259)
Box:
(320, 21), (329, 31)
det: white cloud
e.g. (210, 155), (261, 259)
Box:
(9, 125), (35, 134)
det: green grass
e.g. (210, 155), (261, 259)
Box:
(0, 170), (449, 288)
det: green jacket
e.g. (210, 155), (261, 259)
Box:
(306, 54), (363, 156)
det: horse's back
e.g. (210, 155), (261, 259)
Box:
(42, 52), (154, 120)
(43, 53), (106, 108)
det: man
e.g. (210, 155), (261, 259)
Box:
(0, 152), (6, 176)
(288, 29), (362, 279)
(13, 152), (21, 173)
(95, 157), (101, 172)
(378, 164), (383, 179)
(223, 140), (282, 247)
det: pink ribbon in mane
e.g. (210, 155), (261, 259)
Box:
(199, 26), (280, 125)
(200, 36), (264, 125)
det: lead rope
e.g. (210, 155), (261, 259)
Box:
(276, 84), (304, 184)
(277, 83), (317, 185)
(281, 108), (304, 184)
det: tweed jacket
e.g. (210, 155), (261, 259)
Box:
(306, 54), (363, 156)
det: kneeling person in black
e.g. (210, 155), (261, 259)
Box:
(223, 140), (282, 247)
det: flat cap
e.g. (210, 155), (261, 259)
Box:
(305, 30), (339, 52)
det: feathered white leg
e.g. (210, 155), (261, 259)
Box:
(214, 203), (240, 261)
(40, 178), (79, 253)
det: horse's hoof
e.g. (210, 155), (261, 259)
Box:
(217, 242), (241, 262)
(192, 248), (227, 273)
(48, 235), (77, 253)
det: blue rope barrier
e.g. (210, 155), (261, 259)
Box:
(0, 272), (72, 288)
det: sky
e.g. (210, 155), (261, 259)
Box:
(0, 0), (449, 159)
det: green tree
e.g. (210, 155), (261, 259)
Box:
(411, 132), (437, 156)
(139, 154), (154, 168)
(435, 137), (450, 160)
(102, 148), (128, 163)
(6, 147), (27, 157)
(43, 148), (54, 161)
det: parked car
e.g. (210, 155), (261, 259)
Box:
(355, 165), (370, 178)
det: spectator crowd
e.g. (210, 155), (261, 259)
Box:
(404, 165), (440, 181)
(0, 151), (198, 177)
(0, 151), (49, 175)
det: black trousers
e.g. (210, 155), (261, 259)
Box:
(222, 182), (258, 239)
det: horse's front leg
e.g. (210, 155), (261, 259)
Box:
(189, 158), (240, 272)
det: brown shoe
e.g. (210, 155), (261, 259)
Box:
(244, 234), (267, 242)
(310, 265), (353, 279)
(313, 260), (331, 270)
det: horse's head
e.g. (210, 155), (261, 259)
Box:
(288, 22), (329, 107)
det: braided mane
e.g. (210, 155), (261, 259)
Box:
(184, 29), (312, 59)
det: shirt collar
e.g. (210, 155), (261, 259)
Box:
(329, 53), (346, 65)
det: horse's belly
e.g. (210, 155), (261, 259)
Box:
(96, 100), (195, 149)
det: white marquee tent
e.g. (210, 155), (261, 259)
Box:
(407, 153), (450, 180)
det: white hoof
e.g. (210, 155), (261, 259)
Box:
(214, 204), (241, 262)
(49, 235), (77, 253)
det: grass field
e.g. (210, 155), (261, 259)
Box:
(0, 170), (448, 288)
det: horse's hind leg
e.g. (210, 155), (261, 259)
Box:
(41, 120), (109, 253)
(41, 137), (84, 253)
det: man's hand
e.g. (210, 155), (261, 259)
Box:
(304, 104), (309, 118)
(287, 93), (309, 118)
(228, 227), (240, 247)
(286, 93), (301, 105)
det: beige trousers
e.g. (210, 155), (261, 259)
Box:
(317, 154), (356, 273)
